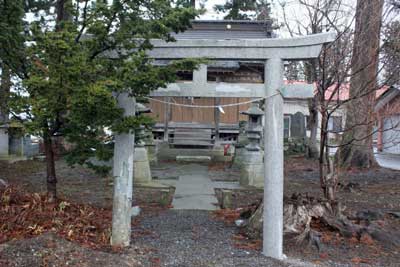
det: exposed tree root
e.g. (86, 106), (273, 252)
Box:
(244, 193), (400, 250)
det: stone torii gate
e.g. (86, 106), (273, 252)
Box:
(111, 32), (335, 259)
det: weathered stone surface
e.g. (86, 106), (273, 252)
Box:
(146, 144), (158, 164)
(239, 150), (264, 187)
(148, 32), (336, 60)
(263, 57), (284, 259)
(290, 112), (306, 139)
(137, 32), (334, 260)
(133, 182), (175, 207)
(221, 189), (232, 209)
(150, 81), (315, 98)
(176, 155), (211, 163)
(0, 128), (8, 156)
(134, 146), (152, 184)
(156, 141), (229, 162)
(232, 147), (245, 168)
(211, 145), (231, 162)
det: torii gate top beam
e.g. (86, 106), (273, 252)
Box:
(110, 32), (336, 260)
(148, 32), (335, 60)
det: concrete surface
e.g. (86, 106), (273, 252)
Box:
(160, 164), (241, 211)
(239, 150), (264, 187)
(263, 57), (285, 259)
(133, 146), (152, 183)
(148, 32), (335, 60)
(176, 155), (211, 163)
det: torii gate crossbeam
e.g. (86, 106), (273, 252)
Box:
(111, 32), (335, 260)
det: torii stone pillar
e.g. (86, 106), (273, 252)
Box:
(112, 32), (335, 254)
(263, 58), (284, 258)
(111, 93), (135, 246)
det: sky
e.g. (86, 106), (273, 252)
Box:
(195, 0), (317, 37)
(197, 0), (229, 20)
(195, 0), (360, 38)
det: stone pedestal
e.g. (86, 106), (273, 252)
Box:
(146, 144), (158, 165)
(211, 144), (225, 161)
(232, 146), (245, 168)
(239, 150), (264, 187)
(134, 146), (152, 183)
(0, 128), (9, 157)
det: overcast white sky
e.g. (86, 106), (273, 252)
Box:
(196, 0), (364, 38)
(196, 0), (322, 37)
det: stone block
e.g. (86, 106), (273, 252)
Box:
(239, 150), (264, 187)
(134, 147), (152, 183)
(232, 147), (245, 168)
(0, 128), (8, 156)
(176, 155), (211, 163)
(240, 163), (264, 187)
(146, 144), (158, 164)
(211, 145), (231, 162)
(211, 144), (224, 155)
(240, 150), (263, 164)
(133, 183), (175, 207)
(221, 189), (233, 209)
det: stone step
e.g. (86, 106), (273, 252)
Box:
(176, 155), (211, 163)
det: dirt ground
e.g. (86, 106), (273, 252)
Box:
(0, 159), (174, 209)
(284, 157), (400, 266)
(0, 233), (143, 267)
(0, 156), (399, 266)
(210, 156), (400, 266)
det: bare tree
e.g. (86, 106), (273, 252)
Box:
(279, 0), (352, 159)
(382, 20), (400, 86)
(337, 0), (384, 168)
(245, 0), (396, 242)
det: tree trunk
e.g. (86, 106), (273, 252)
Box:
(56, 0), (71, 27)
(0, 65), (11, 123)
(307, 97), (319, 158)
(246, 197), (400, 249)
(319, 105), (340, 213)
(42, 0), (70, 202)
(246, 196), (329, 241)
(305, 59), (319, 159)
(43, 133), (57, 200)
(338, 0), (384, 168)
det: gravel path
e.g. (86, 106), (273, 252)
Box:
(132, 210), (314, 267)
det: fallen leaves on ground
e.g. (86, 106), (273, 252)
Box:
(319, 252), (329, 259)
(284, 156), (318, 173)
(359, 233), (374, 246)
(208, 162), (230, 171)
(351, 257), (372, 264)
(211, 209), (241, 224)
(233, 236), (262, 251)
(150, 257), (161, 267)
(0, 185), (112, 249)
